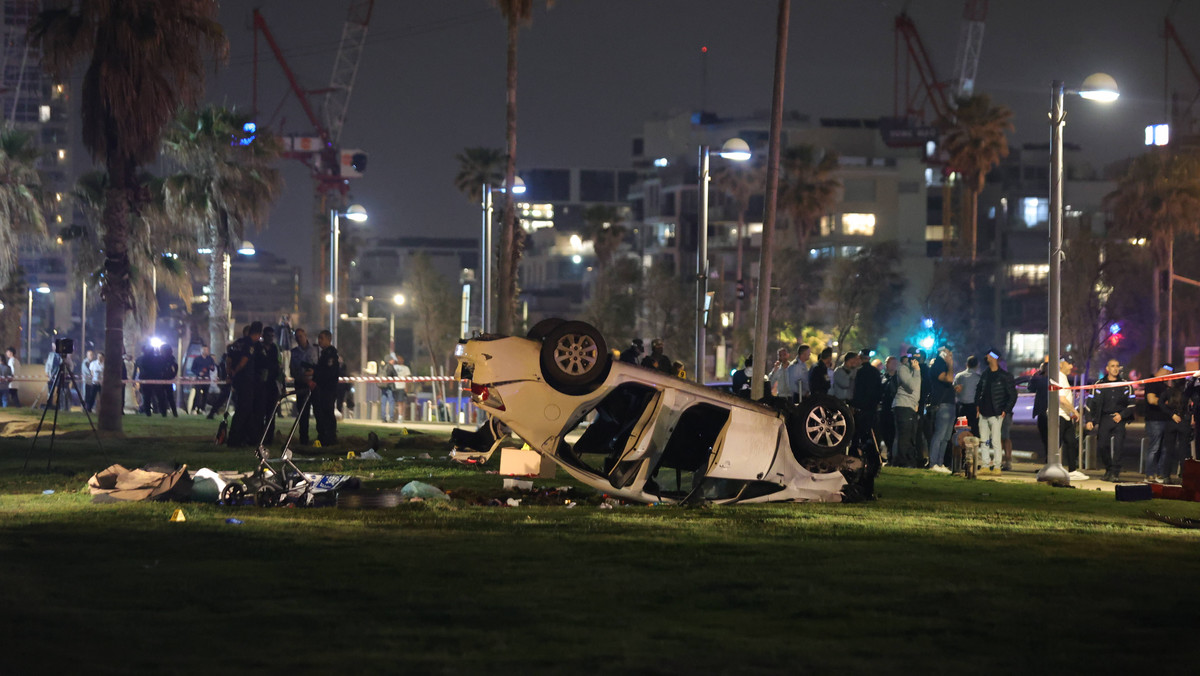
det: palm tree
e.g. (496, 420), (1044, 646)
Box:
(1103, 149), (1200, 366)
(454, 147), (506, 205)
(490, 0), (553, 335)
(777, 145), (840, 251)
(937, 94), (1014, 260)
(31, 0), (226, 432)
(72, 171), (197, 351)
(0, 129), (47, 287)
(162, 106), (282, 353)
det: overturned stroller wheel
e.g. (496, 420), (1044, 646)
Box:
(220, 483), (246, 506)
(255, 485), (282, 507)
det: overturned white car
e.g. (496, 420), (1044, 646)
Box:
(454, 319), (877, 505)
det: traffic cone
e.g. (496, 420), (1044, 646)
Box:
(169, 508), (187, 522)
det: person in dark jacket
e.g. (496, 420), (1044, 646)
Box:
(227, 322), (263, 447)
(731, 355), (753, 398)
(154, 346), (179, 417)
(974, 350), (1017, 472)
(1085, 358), (1134, 482)
(640, 339), (674, 375)
(851, 349), (884, 455)
(289, 328), (319, 444)
(620, 338), (644, 364)
(810, 347), (833, 396)
(256, 326), (282, 443)
(1027, 361), (1050, 461)
(312, 330), (340, 446)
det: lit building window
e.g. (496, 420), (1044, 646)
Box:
(819, 215), (835, 236)
(55, 215), (63, 223)
(57, 149), (66, 160)
(1021, 197), (1048, 227)
(841, 213), (876, 236)
(55, 193), (62, 202)
(1008, 263), (1049, 284)
(39, 105), (50, 123)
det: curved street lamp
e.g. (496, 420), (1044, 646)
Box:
(330, 204), (368, 346)
(1039, 73), (1118, 486)
(697, 137), (751, 382)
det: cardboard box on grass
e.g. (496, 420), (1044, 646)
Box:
(500, 446), (555, 478)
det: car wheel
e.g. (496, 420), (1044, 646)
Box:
(527, 317), (567, 341)
(538, 320), (611, 395)
(789, 395), (855, 459)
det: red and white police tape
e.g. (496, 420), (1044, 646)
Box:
(0, 375), (460, 385)
(1048, 369), (1198, 391)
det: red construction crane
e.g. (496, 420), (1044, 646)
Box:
(251, 1), (375, 319)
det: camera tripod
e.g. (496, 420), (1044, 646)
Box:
(24, 357), (103, 472)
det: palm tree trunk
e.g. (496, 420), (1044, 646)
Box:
(209, 236), (230, 352)
(98, 160), (135, 432)
(496, 16), (520, 336)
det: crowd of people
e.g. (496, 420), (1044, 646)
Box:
(710, 342), (1199, 485)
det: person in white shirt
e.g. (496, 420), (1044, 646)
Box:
(1055, 355), (1087, 481)
(393, 354), (413, 422)
(786, 344), (811, 403)
(767, 346), (793, 402)
(87, 353), (104, 413)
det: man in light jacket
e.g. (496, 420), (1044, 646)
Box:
(892, 349), (923, 468)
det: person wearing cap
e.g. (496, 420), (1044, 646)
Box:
(1144, 362), (1186, 484)
(640, 338), (674, 375)
(620, 338), (644, 364)
(927, 346), (957, 474)
(891, 349), (923, 467)
(974, 349), (1017, 473)
(1054, 355), (1088, 481)
(1086, 358), (1134, 482)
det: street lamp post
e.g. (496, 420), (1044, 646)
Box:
(329, 204), (367, 347)
(390, 293), (405, 353)
(1038, 73), (1119, 486)
(27, 283), (50, 362)
(480, 178), (524, 334)
(695, 138), (751, 382)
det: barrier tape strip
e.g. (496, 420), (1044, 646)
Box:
(1048, 369), (1198, 392)
(0, 376), (461, 385)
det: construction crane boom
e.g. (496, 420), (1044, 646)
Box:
(894, 12), (952, 123)
(322, 0), (375, 147)
(950, 0), (988, 98)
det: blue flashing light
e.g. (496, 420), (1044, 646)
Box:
(234, 121), (257, 146)
(1109, 322), (1121, 334)
(919, 336), (935, 350)
(922, 317), (934, 329)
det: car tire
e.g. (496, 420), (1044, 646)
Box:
(527, 317), (567, 341)
(538, 320), (611, 395)
(788, 395), (855, 459)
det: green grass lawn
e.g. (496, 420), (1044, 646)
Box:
(2, 409), (1199, 674)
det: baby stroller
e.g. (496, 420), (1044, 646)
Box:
(220, 390), (358, 507)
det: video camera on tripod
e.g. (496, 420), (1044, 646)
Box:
(54, 337), (73, 355)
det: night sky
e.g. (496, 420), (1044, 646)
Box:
(202, 0), (1200, 281)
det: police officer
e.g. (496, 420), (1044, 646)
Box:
(312, 329), (340, 446)
(289, 327), (319, 444)
(227, 322), (263, 446)
(256, 326), (283, 443)
(154, 346), (179, 417)
(1086, 358), (1133, 482)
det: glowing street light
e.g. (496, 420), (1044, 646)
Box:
(330, 204), (368, 346)
(697, 137), (751, 382)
